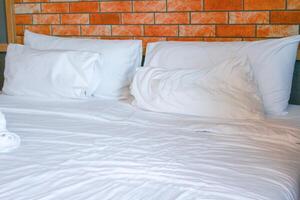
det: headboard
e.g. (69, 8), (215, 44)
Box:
(290, 60), (300, 104)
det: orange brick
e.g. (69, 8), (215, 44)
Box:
(101, 36), (134, 40)
(216, 25), (255, 37)
(243, 38), (265, 41)
(136, 37), (166, 49)
(15, 3), (40, 14)
(257, 25), (299, 37)
(41, 3), (69, 13)
(230, 12), (269, 24)
(271, 11), (300, 24)
(145, 25), (178, 36)
(180, 25), (215, 36)
(16, 25), (24, 36)
(61, 14), (89, 24)
(23, 0), (48, 2)
(101, 1), (132, 12)
(155, 13), (189, 24)
(204, 37), (243, 41)
(167, 37), (203, 41)
(133, 1), (166, 12)
(52, 25), (80, 36)
(25, 25), (51, 35)
(205, 0), (243, 10)
(90, 13), (120, 25)
(81, 25), (111, 36)
(112, 25), (143, 36)
(288, 0), (300, 9)
(16, 36), (24, 44)
(33, 14), (60, 24)
(244, 0), (285, 10)
(191, 12), (228, 24)
(15, 14), (32, 24)
(70, 2), (99, 13)
(168, 0), (202, 11)
(122, 13), (154, 24)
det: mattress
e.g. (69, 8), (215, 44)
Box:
(0, 95), (299, 200)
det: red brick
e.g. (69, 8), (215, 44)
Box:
(70, 2), (99, 13)
(52, 25), (80, 36)
(33, 14), (60, 24)
(15, 3), (41, 14)
(41, 3), (69, 13)
(155, 13), (189, 24)
(133, 1), (166, 12)
(101, 1), (132, 12)
(90, 13), (120, 25)
(167, 37), (203, 41)
(216, 25), (255, 37)
(23, 0), (48, 2)
(271, 11), (300, 24)
(112, 25), (143, 36)
(122, 13), (154, 24)
(15, 14), (32, 24)
(101, 36), (134, 40)
(204, 37), (243, 41)
(244, 0), (285, 10)
(61, 14), (89, 24)
(16, 36), (24, 44)
(288, 0), (300, 9)
(16, 25), (24, 36)
(230, 12), (269, 24)
(25, 25), (51, 35)
(205, 0), (243, 11)
(168, 0), (202, 11)
(136, 37), (166, 49)
(191, 12), (228, 24)
(180, 25), (215, 36)
(145, 25), (178, 36)
(81, 25), (111, 36)
(257, 25), (299, 37)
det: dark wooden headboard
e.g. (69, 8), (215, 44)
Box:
(290, 60), (300, 105)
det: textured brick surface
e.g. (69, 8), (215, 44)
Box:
(14, 0), (300, 53)
(205, 0), (243, 11)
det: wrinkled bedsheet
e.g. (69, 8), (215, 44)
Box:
(0, 95), (299, 200)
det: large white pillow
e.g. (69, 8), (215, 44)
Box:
(145, 36), (300, 115)
(3, 44), (102, 99)
(131, 57), (264, 120)
(24, 30), (142, 99)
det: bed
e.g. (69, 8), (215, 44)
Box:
(0, 95), (299, 200)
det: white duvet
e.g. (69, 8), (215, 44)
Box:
(0, 95), (299, 200)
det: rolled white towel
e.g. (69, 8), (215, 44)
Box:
(0, 112), (21, 153)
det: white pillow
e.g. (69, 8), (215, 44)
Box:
(24, 30), (142, 99)
(131, 57), (264, 120)
(145, 36), (300, 115)
(3, 44), (102, 99)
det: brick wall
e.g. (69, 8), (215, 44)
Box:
(14, 0), (300, 53)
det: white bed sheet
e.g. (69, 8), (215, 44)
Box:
(0, 95), (299, 200)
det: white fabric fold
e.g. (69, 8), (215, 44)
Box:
(0, 112), (20, 153)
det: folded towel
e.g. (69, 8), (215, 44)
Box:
(0, 112), (20, 153)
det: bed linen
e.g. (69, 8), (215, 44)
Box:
(0, 95), (299, 200)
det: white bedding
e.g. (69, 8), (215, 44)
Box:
(0, 95), (299, 200)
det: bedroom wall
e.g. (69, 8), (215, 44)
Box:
(13, 0), (300, 53)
